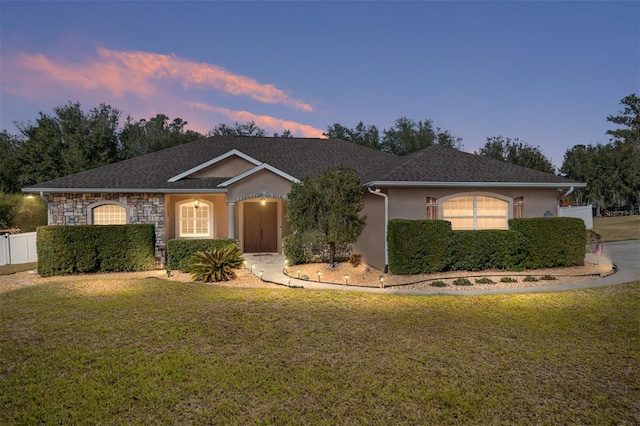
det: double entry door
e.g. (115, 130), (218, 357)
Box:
(243, 201), (277, 253)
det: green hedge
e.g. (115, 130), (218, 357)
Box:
(37, 225), (155, 277)
(387, 217), (586, 274)
(508, 217), (586, 268)
(449, 230), (526, 271)
(388, 220), (453, 274)
(166, 238), (237, 272)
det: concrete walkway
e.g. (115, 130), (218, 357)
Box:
(243, 239), (640, 296)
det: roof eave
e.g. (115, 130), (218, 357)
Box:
(22, 188), (229, 194)
(218, 163), (300, 187)
(364, 181), (587, 188)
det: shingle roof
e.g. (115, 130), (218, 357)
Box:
(23, 137), (582, 192)
(364, 144), (582, 186)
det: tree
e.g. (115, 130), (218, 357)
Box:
(606, 93), (640, 145)
(325, 117), (461, 154)
(0, 131), (22, 193)
(273, 129), (293, 138)
(382, 117), (462, 155)
(561, 94), (640, 209)
(119, 114), (202, 159)
(286, 167), (366, 266)
(208, 121), (267, 137)
(9, 102), (123, 188)
(324, 121), (382, 150)
(479, 136), (555, 174)
(606, 93), (640, 207)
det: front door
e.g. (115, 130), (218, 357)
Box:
(243, 201), (277, 253)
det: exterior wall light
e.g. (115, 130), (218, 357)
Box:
(260, 197), (266, 206)
(193, 198), (200, 209)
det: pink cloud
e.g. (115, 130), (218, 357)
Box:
(190, 102), (325, 138)
(5, 48), (313, 111)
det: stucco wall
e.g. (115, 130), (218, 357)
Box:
(47, 193), (166, 266)
(226, 169), (293, 202)
(164, 194), (228, 242)
(353, 192), (386, 271)
(386, 187), (560, 220)
(190, 156), (255, 178)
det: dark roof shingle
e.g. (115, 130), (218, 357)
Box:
(24, 137), (581, 192)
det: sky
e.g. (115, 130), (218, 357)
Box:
(1, 1), (638, 168)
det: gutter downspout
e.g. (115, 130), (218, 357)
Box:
(368, 188), (389, 273)
(558, 186), (575, 208)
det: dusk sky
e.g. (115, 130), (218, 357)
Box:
(1, 1), (638, 168)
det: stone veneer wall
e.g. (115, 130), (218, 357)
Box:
(47, 193), (167, 267)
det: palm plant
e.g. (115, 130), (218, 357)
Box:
(189, 245), (243, 282)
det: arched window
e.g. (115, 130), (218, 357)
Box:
(177, 200), (213, 238)
(92, 204), (127, 225)
(442, 195), (508, 230)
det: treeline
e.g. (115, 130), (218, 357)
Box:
(560, 94), (639, 210)
(0, 102), (294, 193)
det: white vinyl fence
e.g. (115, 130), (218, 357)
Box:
(558, 205), (593, 230)
(0, 232), (37, 266)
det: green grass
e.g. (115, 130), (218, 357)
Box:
(0, 262), (37, 276)
(593, 215), (640, 242)
(1, 280), (639, 424)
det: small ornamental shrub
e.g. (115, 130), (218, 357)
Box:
(523, 275), (539, 282)
(349, 253), (362, 267)
(430, 280), (447, 287)
(453, 278), (472, 286)
(500, 277), (517, 283)
(475, 277), (494, 284)
(167, 238), (237, 272)
(189, 245), (244, 282)
(540, 275), (557, 281)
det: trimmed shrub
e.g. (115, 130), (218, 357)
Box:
(475, 277), (494, 284)
(509, 218), (586, 268)
(283, 232), (314, 265)
(500, 277), (517, 283)
(37, 225), (155, 277)
(167, 238), (237, 272)
(523, 275), (539, 282)
(430, 280), (447, 287)
(388, 219), (453, 274)
(190, 245), (244, 282)
(449, 230), (526, 271)
(453, 278), (472, 286)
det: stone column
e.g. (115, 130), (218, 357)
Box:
(227, 202), (236, 239)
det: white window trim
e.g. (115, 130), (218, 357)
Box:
(87, 201), (130, 225)
(440, 192), (512, 230)
(175, 199), (214, 238)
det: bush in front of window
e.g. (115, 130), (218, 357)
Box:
(36, 225), (155, 277)
(189, 245), (244, 282)
(167, 238), (237, 272)
(388, 219), (453, 274)
(448, 230), (527, 271)
(508, 217), (586, 268)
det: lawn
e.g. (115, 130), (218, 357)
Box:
(593, 215), (640, 242)
(1, 279), (638, 424)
